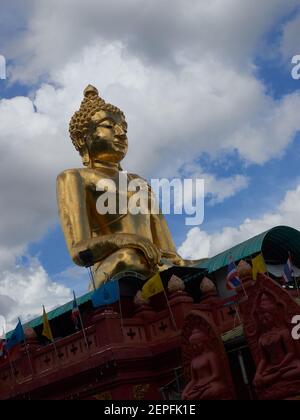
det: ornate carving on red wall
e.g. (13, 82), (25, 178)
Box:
(181, 310), (235, 400)
(241, 273), (300, 400)
(132, 384), (150, 400)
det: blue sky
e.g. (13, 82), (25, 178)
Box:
(1, 0), (300, 327)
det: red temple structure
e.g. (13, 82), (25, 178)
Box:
(1, 225), (300, 400)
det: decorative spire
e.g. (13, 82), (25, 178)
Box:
(237, 260), (252, 280)
(168, 274), (185, 293)
(200, 277), (216, 294)
(134, 290), (150, 307)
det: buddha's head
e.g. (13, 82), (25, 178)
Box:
(257, 293), (277, 330)
(189, 328), (209, 353)
(69, 85), (128, 167)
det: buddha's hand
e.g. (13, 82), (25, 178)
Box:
(135, 237), (161, 267)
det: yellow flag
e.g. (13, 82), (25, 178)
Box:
(42, 306), (54, 342)
(252, 253), (267, 280)
(142, 273), (164, 300)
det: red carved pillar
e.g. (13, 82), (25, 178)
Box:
(166, 275), (194, 329)
(241, 272), (300, 400)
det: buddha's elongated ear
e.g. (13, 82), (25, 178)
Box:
(81, 148), (90, 166)
(76, 136), (90, 166)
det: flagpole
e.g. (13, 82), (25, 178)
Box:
(240, 279), (248, 299)
(18, 318), (34, 377)
(3, 333), (19, 392)
(87, 267), (96, 291)
(4, 328), (18, 388)
(289, 251), (300, 297)
(6, 349), (18, 387)
(42, 305), (61, 365)
(73, 291), (90, 353)
(51, 338), (61, 365)
(162, 287), (178, 331)
(234, 303), (242, 328)
(116, 279), (124, 337)
(295, 277), (300, 297)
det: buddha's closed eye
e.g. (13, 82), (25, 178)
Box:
(101, 124), (114, 128)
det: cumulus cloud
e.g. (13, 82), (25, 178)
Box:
(0, 257), (72, 330)
(280, 11), (300, 62)
(4, 0), (299, 83)
(179, 184), (300, 259)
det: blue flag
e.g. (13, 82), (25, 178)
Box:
(226, 261), (241, 290)
(91, 280), (120, 308)
(6, 319), (24, 351)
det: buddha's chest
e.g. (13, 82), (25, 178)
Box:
(84, 172), (153, 233)
(86, 173), (152, 208)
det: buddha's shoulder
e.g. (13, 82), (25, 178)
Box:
(57, 168), (87, 181)
(57, 168), (108, 181)
(127, 172), (149, 183)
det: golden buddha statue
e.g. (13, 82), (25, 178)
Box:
(57, 85), (186, 289)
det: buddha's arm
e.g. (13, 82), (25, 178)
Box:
(150, 213), (184, 264)
(276, 331), (297, 368)
(57, 170), (160, 267)
(207, 354), (222, 382)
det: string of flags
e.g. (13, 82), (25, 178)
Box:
(226, 251), (299, 290)
(226, 253), (267, 291)
(0, 271), (176, 365)
(0, 253), (298, 370)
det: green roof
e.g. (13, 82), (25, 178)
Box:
(7, 291), (93, 338)
(194, 225), (300, 273)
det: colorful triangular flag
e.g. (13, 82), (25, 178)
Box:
(252, 253), (267, 280)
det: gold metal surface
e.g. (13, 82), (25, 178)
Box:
(57, 85), (185, 289)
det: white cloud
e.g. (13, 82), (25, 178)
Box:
(0, 258), (72, 331)
(179, 184), (300, 259)
(5, 0), (299, 83)
(52, 265), (91, 296)
(181, 162), (249, 205)
(280, 11), (300, 62)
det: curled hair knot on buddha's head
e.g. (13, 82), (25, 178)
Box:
(69, 85), (125, 166)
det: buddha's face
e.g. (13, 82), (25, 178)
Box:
(259, 312), (275, 330)
(189, 328), (208, 353)
(86, 109), (128, 164)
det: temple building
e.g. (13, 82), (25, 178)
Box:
(1, 225), (300, 400)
